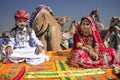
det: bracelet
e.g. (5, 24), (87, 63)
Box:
(82, 47), (88, 51)
(82, 47), (85, 50)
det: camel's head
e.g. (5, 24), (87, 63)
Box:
(56, 16), (70, 26)
(90, 8), (100, 22)
(30, 4), (54, 27)
(35, 4), (54, 16)
(109, 16), (120, 33)
(30, 4), (62, 37)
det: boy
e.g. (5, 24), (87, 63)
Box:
(2, 9), (49, 65)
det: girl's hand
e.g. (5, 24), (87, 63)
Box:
(35, 45), (43, 54)
(5, 46), (13, 55)
(89, 50), (98, 61)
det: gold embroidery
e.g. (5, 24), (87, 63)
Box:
(76, 42), (83, 48)
(87, 37), (93, 46)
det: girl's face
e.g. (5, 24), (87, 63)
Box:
(15, 18), (28, 30)
(81, 19), (92, 36)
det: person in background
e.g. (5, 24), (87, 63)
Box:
(2, 9), (50, 65)
(68, 15), (118, 68)
(0, 37), (3, 45)
(68, 37), (73, 48)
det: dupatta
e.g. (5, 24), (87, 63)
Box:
(76, 16), (105, 49)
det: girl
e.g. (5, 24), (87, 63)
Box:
(68, 16), (117, 68)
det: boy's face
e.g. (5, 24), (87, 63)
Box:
(15, 18), (28, 30)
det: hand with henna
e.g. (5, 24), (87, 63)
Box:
(89, 49), (98, 61)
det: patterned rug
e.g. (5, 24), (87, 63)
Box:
(0, 49), (119, 80)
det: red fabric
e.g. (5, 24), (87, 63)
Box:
(68, 16), (117, 68)
(117, 30), (120, 33)
(14, 10), (30, 20)
(86, 16), (105, 48)
(13, 66), (26, 80)
(102, 29), (109, 39)
(118, 62), (120, 66)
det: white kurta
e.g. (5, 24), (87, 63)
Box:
(2, 27), (50, 65)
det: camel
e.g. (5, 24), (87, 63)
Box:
(55, 16), (70, 27)
(61, 20), (77, 40)
(30, 5), (61, 51)
(101, 16), (120, 51)
(56, 16), (77, 49)
(90, 8), (105, 33)
(62, 20), (79, 49)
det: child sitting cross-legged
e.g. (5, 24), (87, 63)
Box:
(1, 9), (50, 65)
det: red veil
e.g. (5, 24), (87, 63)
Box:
(75, 16), (105, 49)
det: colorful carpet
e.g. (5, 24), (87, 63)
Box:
(0, 49), (119, 80)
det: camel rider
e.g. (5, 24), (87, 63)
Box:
(2, 9), (50, 65)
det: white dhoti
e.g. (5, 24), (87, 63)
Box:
(3, 47), (50, 65)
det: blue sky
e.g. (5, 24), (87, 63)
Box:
(0, 0), (120, 32)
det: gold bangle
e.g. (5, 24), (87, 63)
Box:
(76, 42), (83, 48)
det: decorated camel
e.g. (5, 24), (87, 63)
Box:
(30, 5), (61, 51)
(89, 8), (105, 33)
(101, 16), (120, 57)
